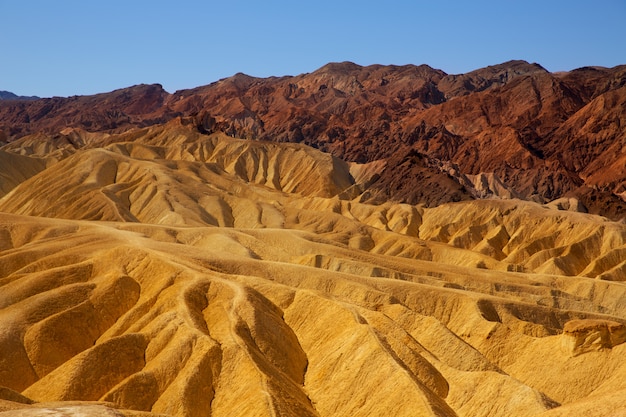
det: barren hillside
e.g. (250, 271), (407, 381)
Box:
(1, 113), (626, 416)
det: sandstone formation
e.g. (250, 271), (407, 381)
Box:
(1, 115), (626, 416)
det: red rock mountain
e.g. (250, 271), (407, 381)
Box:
(1, 60), (625, 218)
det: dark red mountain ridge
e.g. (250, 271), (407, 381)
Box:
(1, 60), (625, 219)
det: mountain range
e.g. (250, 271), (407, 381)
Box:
(1, 60), (625, 219)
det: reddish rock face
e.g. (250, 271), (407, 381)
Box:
(1, 61), (625, 217)
(0, 84), (171, 138)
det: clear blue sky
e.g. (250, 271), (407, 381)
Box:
(1, 0), (624, 97)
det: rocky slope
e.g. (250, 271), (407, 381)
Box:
(1, 60), (625, 218)
(1, 119), (626, 416)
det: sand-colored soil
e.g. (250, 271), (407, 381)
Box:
(1, 123), (626, 416)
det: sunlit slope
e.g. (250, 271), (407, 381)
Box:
(2, 213), (626, 417)
(1, 124), (626, 416)
(0, 151), (46, 198)
(1, 123), (624, 281)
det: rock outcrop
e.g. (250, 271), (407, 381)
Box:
(563, 319), (626, 356)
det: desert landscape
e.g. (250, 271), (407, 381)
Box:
(1, 61), (626, 416)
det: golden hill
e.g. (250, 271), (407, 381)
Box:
(1, 121), (626, 416)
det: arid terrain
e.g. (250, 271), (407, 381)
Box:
(1, 61), (626, 416)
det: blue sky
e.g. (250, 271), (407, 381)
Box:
(1, 0), (624, 97)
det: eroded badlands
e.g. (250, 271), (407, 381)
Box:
(1, 121), (626, 416)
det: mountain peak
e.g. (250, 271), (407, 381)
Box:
(0, 91), (39, 101)
(316, 61), (363, 74)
